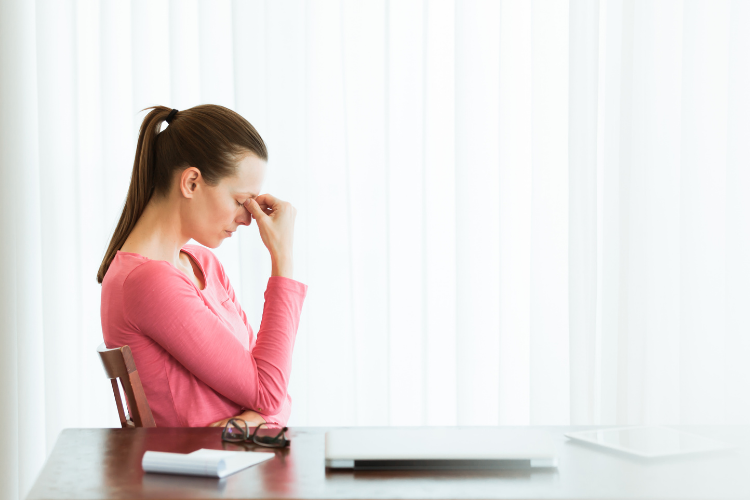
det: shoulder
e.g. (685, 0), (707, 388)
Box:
(103, 252), (170, 290)
(121, 258), (190, 293)
(119, 258), (202, 324)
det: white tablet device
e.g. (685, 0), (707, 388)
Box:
(564, 425), (737, 458)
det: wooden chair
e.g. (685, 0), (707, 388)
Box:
(97, 342), (156, 428)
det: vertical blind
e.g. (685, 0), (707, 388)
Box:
(2, 0), (749, 498)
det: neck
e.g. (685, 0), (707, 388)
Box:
(120, 193), (190, 267)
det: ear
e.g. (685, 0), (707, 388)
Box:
(178, 167), (202, 199)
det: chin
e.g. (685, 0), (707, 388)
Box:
(192, 236), (223, 249)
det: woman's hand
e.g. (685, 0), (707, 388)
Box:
(208, 409), (266, 429)
(243, 194), (296, 277)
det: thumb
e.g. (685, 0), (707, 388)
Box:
(243, 198), (266, 221)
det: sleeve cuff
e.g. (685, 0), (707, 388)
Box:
(267, 276), (308, 297)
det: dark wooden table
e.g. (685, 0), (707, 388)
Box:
(26, 426), (750, 500)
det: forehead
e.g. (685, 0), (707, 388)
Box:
(224, 151), (266, 195)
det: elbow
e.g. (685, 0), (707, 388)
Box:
(251, 391), (285, 416)
(264, 400), (284, 416)
(247, 378), (287, 415)
(249, 357), (292, 415)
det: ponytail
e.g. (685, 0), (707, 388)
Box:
(97, 107), (167, 283)
(96, 104), (268, 284)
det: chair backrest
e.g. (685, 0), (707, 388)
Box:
(97, 342), (156, 428)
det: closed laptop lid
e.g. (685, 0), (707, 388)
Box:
(325, 427), (557, 469)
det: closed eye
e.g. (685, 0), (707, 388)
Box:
(236, 200), (244, 207)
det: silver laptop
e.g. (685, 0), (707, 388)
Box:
(325, 427), (557, 470)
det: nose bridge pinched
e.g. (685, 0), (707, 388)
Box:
(236, 208), (252, 226)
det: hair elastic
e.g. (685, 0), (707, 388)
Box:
(165, 108), (179, 124)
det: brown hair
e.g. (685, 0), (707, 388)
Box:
(97, 104), (268, 284)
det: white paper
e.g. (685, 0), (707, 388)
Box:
(142, 448), (274, 478)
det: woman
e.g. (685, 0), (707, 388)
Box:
(98, 104), (307, 428)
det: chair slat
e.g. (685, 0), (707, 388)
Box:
(97, 342), (156, 428)
(110, 379), (128, 427)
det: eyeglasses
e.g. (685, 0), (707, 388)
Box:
(221, 419), (291, 448)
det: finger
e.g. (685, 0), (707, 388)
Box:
(250, 199), (269, 210)
(255, 193), (281, 210)
(254, 204), (276, 217)
(243, 198), (268, 219)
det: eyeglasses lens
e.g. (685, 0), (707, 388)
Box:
(252, 425), (288, 447)
(223, 419), (248, 442)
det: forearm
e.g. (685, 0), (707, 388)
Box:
(251, 276), (307, 413)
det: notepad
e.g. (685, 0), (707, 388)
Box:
(142, 448), (274, 478)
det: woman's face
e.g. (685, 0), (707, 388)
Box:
(181, 151), (267, 248)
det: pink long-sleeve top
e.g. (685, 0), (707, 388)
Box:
(100, 244), (307, 427)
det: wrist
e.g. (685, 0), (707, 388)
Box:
(271, 251), (293, 263)
(238, 410), (266, 426)
(271, 255), (293, 278)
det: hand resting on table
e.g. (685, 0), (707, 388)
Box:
(208, 409), (266, 428)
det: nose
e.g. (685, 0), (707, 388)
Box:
(236, 208), (252, 226)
